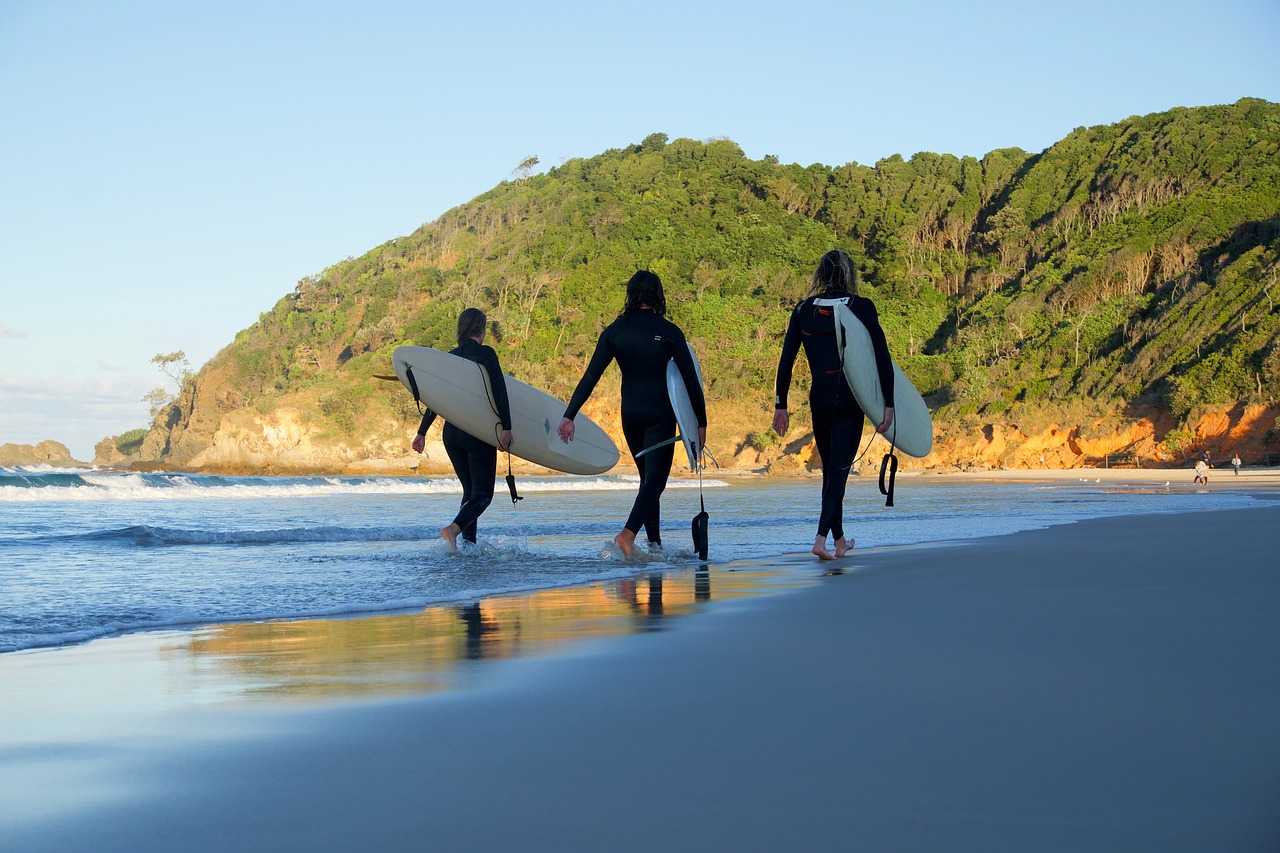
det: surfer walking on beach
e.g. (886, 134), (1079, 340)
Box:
(558, 270), (707, 559)
(773, 249), (894, 560)
(411, 308), (514, 553)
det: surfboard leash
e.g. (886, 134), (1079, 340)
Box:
(504, 449), (522, 504)
(879, 428), (898, 508)
(403, 364), (426, 415)
(492, 416), (522, 504)
(473, 363), (523, 505)
(693, 440), (709, 560)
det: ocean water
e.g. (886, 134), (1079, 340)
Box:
(0, 466), (1263, 654)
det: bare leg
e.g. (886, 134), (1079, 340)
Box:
(615, 528), (637, 560)
(834, 536), (854, 558)
(812, 534), (834, 561)
(441, 523), (461, 554)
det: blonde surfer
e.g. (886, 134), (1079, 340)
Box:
(773, 250), (894, 560)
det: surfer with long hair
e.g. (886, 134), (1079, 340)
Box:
(773, 249), (894, 560)
(558, 270), (707, 559)
(411, 307), (513, 553)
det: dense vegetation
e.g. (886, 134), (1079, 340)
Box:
(155, 99), (1280, 461)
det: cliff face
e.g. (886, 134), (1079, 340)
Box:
(110, 399), (1280, 476)
(0, 440), (86, 468)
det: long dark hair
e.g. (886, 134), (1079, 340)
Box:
(620, 270), (666, 317)
(456, 307), (487, 345)
(807, 249), (859, 298)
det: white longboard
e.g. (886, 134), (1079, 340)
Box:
(828, 301), (933, 458)
(665, 343), (705, 471)
(393, 346), (620, 475)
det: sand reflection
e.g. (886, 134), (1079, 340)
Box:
(178, 561), (814, 703)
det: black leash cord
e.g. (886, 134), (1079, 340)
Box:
(879, 430), (898, 508)
(404, 365), (425, 415)
(476, 363), (522, 505)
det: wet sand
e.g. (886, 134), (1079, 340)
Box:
(2, 490), (1278, 851)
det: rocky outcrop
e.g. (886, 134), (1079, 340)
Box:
(0, 440), (86, 468)
(113, 395), (1280, 476)
(179, 407), (428, 475)
(737, 403), (1280, 474)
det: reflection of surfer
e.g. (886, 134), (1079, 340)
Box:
(559, 271), (707, 559)
(773, 250), (895, 561)
(411, 308), (514, 553)
(616, 574), (666, 626)
(457, 601), (497, 659)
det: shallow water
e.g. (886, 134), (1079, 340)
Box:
(0, 466), (1261, 653)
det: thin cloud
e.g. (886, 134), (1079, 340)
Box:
(0, 373), (151, 405)
(0, 325), (29, 339)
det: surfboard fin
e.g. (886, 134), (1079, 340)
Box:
(635, 435), (681, 459)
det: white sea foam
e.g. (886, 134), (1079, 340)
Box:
(0, 473), (729, 503)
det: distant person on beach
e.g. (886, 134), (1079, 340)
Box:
(1194, 458), (1209, 485)
(411, 308), (513, 553)
(1232, 453), (1242, 475)
(773, 249), (894, 561)
(558, 270), (707, 560)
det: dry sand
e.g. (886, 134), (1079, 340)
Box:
(2, 480), (1278, 852)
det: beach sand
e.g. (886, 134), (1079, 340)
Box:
(3, 485), (1278, 851)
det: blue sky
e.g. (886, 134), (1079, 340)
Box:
(2, 0), (1278, 462)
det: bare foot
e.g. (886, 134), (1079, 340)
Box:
(614, 529), (637, 560)
(441, 523), (460, 554)
(834, 536), (854, 558)
(812, 535), (834, 561)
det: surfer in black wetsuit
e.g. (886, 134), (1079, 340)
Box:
(773, 249), (894, 561)
(558, 270), (707, 560)
(411, 308), (513, 554)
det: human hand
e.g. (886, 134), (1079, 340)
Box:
(877, 407), (895, 434)
(411, 434), (425, 453)
(772, 409), (789, 436)
(498, 429), (513, 452)
(558, 417), (575, 444)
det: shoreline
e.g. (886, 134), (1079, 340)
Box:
(2, 469), (1277, 658)
(15, 459), (1280, 485)
(4, 470), (1276, 658)
(4, 501), (1279, 850)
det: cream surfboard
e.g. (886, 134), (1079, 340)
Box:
(392, 345), (619, 475)
(665, 343), (705, 471)
(826, 300), (933, 458)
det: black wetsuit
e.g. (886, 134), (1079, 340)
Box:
(417, 340), (512, 544)
(775, 290), (894, 541)
(564, 309), (707, 543)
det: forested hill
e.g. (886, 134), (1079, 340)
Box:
(134, 98), (1280, 472)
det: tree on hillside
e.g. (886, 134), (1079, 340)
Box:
(142, 351), (192, 418)
(512, 155), (540, 181)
